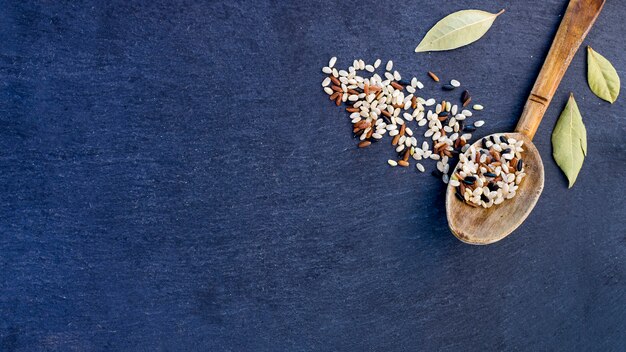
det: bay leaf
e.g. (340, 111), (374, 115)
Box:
(587, 46), (620, 103)
(415, 9), (505, 52)
(552, 94), (587, 188)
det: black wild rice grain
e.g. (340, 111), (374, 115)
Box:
(463, 125), (476, 132)
(462, 176), (476, 185)
(461, 90), (470, 102)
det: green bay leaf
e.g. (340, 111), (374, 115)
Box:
(415, 9), (504, 52)
(587, 46), (620, 103)
(552, 94), (587, 188)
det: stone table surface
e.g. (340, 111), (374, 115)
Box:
(0, 0), (624, 351)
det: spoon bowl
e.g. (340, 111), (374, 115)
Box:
(445, 132), (544, 244)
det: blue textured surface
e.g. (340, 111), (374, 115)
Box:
(1, 1), (625, 351)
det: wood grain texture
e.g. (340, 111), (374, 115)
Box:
(516, 0), (605, 139)
(446, 133), (544, 244)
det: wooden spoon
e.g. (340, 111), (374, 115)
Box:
(446, 0), (605, 245)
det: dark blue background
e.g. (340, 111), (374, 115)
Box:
(1, 0), (624, 351)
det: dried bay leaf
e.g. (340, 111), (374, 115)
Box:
(587, 46), (620, 103)
(415, 9), (504, 52)
(552, 94), (587, 188)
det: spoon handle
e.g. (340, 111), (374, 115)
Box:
(515, 0), (605, 140)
